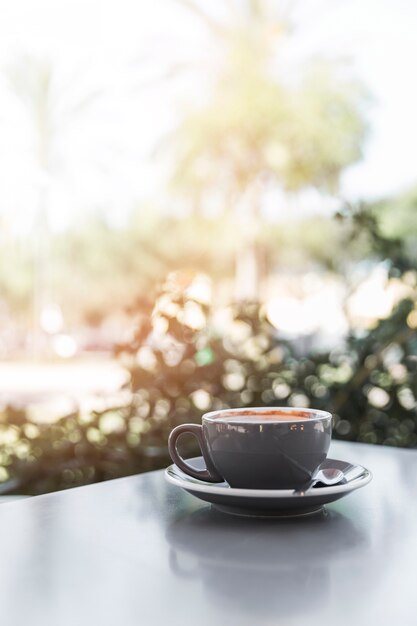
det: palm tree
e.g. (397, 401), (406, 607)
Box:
(4, 55), (113, 356)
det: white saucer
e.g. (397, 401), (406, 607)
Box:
(165, 457), (372, 517)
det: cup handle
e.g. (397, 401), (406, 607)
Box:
(168, 424), (223, 482)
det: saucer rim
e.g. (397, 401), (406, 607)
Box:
(164, 457), (372, 499)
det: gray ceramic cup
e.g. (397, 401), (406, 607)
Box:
(168, 407), (332, 489)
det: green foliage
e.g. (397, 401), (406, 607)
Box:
(374, 186), (417, 238)
(338, 201), (416, 277)
(371, 187), (417, 269)
(1, 203), (417, 495)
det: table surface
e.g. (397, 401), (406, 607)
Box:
(0, 440), (416, 626)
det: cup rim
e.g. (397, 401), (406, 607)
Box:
(202, 406), (332, 424)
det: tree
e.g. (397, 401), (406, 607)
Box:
(372, 186), (417, 266)
(169, 0), (369, 298)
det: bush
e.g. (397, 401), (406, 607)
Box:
(0, 206), (416, 495)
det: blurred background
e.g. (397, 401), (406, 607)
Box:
(1, 0), (417, 494)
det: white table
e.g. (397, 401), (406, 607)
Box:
(0, 441), (415, 626)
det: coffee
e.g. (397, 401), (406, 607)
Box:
(211, 409), (312, 422)
(168, 407), (332, 490)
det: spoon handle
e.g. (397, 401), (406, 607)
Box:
(293, 467), (345, 496)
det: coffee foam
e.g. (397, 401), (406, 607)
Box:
(208, 409), (321, 423)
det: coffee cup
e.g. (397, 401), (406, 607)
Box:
(168, 407), (332, 489)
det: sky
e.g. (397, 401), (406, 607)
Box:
(292, 0), (417, 201)
(0, 0), (416, 231)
